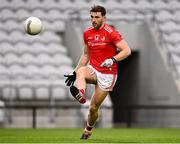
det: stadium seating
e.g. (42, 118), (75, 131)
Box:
(174, 10), (180, 23)
(0, 100), (5, 124)
(155, 10), (174, 24)
(16, 9), (31, 21)
(159, 21), (180, 34)
(152, 0), (169, 11)
(1, 0), (180, 128)
(0, 0), (73, 104)
(166, 43), (179, 54)
(171, 54), (180, 64)
(0, 8), (15, 21)
(163, 32), (180, 44)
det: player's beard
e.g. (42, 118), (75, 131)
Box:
(92, 21), (103, 30)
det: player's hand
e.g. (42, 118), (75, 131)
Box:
(101, 58), (117, 67)
(64, 71), (76, 86)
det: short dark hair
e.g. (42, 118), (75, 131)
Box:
(90, 5), (106, 16)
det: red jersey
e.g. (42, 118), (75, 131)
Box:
(83, 23), (123, 74)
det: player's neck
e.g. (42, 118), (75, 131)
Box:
(95, 23), (105, 30)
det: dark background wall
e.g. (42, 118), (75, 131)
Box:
(110, 51), (139, 124)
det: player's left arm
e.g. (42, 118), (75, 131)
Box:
(113, 39), (131, 62)
(101, 26), (131, 68)
(101, 40), (131, 67)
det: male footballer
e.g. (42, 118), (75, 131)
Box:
(64, 5), (131, 139)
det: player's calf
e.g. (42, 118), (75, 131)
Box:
(70, 86), (86, 104)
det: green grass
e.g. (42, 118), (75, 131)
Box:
(0, 128), (180, 143)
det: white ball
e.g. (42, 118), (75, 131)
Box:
(24, 17), (42, 35)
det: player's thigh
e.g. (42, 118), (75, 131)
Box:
(90, 84), (109, 107)
(77, 66), (97, 84)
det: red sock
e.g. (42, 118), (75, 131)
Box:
(78, 89), (86, 104)
(79, 89), (85, 95)
(86, 123), (93, 131)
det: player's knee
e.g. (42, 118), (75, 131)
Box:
(89, 104), (99, 114)
(76, 66), (86, 77)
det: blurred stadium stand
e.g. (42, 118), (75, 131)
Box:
(0, 0), (180, 128)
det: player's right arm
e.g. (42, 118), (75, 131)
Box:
(74, 43), (90, 72)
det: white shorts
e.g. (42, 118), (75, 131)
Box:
(87, 65), (117, 91)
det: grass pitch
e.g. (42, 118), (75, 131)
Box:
(0, 128), (180, 143)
